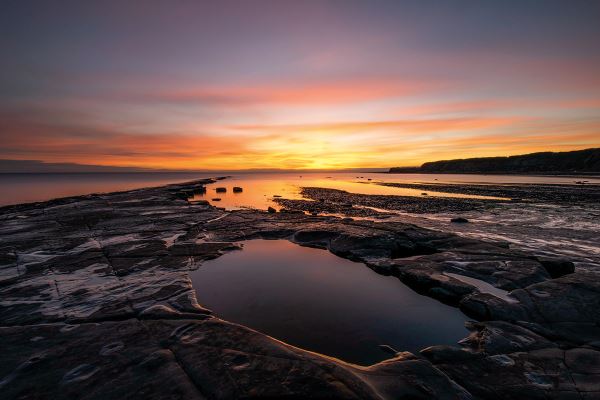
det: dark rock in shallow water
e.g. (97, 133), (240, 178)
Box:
(175, 191), (192, 200)
(189, 199), (209, 205)
(451, 217), (469, 223)
(537, 257), (575, 278)
(275, 187), (490, 214)
(215, 187), (227, 193)
(232, 186), (243, 193)
(376, 180), (600, 205)
(279, 209), (304, 214)
(212, 198), (221, 201)
(267, 206), (276, 213)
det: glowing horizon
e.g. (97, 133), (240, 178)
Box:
(1, 1), (599, 170)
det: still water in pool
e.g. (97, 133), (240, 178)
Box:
(190, 239), (469, 366)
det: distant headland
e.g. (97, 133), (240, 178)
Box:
(389, 148), (600, 175)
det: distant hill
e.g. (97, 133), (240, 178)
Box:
(389, 148), (600, 174)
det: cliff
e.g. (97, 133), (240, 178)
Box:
(390, 148), (600, 174)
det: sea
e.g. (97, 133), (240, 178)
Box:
(1, 171), (599, 266)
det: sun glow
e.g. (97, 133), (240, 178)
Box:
(0, 2), (599, 170)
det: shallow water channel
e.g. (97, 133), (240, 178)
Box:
(190, 239), (469, 366)
(188, 172), (508, 211)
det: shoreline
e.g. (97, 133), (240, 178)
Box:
(1, 179), (600, 398)
(2, 171), (598, 209)
(386, 170), (600, 177)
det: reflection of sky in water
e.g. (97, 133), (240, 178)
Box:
(1, 171), (596, 207)
(191, 172), (600, 267)
(2, 172), (597, 266)
(0, 172), (209, 206)
(191, 172), (525, 210)
(372, 203), (600, 266)
(190, 239), (469, 366)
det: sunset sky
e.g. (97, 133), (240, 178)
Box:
(1, 0), (599, 170)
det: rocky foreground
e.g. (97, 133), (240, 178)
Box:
(376, 181), (600, 205)
(1, 179), (599, 399)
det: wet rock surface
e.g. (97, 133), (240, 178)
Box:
(1, 179), (599, 399)
(276, 186), (494, 214)
(275, 184), (600, 267)
(377, 181), (600, 205)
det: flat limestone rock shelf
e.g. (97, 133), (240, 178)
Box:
(190, 239), (468, 366)
(1, 179), (599, 399)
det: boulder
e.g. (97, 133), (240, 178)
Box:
(189, 200), (209, 205)
(537, 257), (575, 278)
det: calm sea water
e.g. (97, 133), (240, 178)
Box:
(3, 171), (596, 265)
(1, 171), (597, 207)
(0, 172), (210, 206)
(190, 239), (469, 366)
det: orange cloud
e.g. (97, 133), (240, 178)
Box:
(233, 117), (522, 135)
(390, 97), (600, 119)
(2, 109), (599, 170)
(142, 78), (435, 106)
(0, 116), (256, 169)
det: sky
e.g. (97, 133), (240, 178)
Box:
(1, 0), (599, 170)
